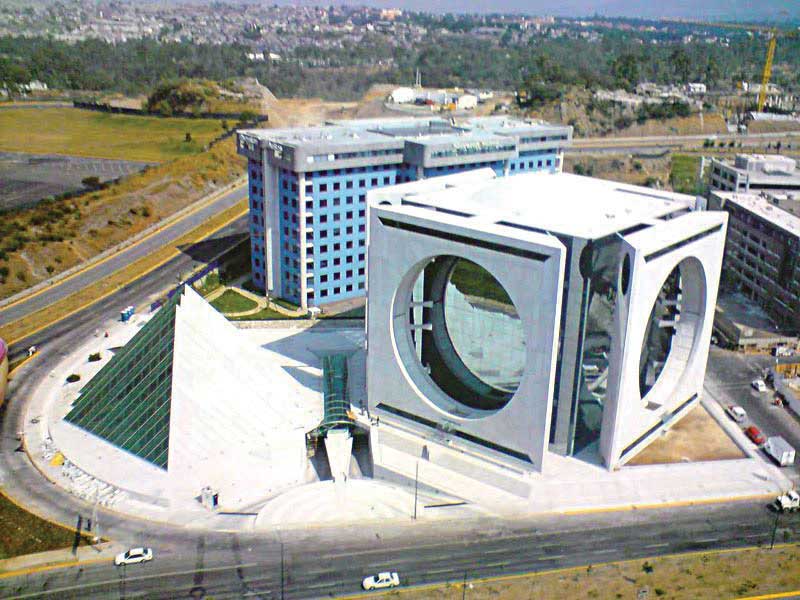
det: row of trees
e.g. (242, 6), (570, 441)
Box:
(0, 32), (797, 102)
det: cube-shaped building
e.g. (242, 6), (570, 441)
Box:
(366, 170), (727, 471)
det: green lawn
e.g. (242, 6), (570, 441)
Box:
(0, 108), (225, 162)
(0, 492), (89, 559)
(210, 290), (259, 314)
(670, 154), (701, 194)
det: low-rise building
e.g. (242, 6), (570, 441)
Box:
(709, 190), (800, 332)
(709, 154), (800, 194)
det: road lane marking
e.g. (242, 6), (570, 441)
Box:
(644, 543), (669, 549)
(695, 538), (720, 544)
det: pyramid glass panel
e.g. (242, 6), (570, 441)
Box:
(64, 291), (182, 469)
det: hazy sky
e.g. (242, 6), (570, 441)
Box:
(264, 0), (800, 21)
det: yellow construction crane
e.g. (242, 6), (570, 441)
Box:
(682, 19), (796, 112)
(757, 30), (778, 112)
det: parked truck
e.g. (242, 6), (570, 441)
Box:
(775, 490), (800, 512)
(764, 436), (796, 467)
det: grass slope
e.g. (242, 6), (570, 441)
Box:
(0, 492), (88, 560)
(670, 154), (701, 194)
(0, 108), (226, 162)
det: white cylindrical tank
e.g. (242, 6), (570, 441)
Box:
(456, 94), (478, 110)
(389, 87), (414, 104)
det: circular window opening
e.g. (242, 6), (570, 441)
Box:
(405, 256), (525, 415)
(638, 258), (706, 402)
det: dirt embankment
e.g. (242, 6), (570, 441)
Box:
(0, 139), (244, 300)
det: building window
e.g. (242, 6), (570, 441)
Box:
(346, 241), (353, 249)
(320, 244), (328, 253)
(333, 182), (340, 191)
(320, 183), (328, 192)
(321, 290), (328, 298)
(359, 194), (366, 203)
(346, 181), (353, 189)
(346, 255), (353, 264)
(321, 275), (328, 283)
(333, 257), (341, 266)
(334, 287), (341, 294)
(320, 199), (328, 208)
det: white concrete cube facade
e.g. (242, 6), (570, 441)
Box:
(366, 170), (728, 471)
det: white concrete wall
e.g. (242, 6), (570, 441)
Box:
(167, 288), (320, 509)
(600, 211), (728, 468)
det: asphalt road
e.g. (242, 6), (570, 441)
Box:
(0, 182), (247, 331)
(705, 348), (800, 486)
(2, 500), (799, 599)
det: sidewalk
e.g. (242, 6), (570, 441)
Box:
(0, 542), (124, 577)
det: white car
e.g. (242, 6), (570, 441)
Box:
(725, 405), (747, 423)
(362, 571), (400, 591)
(752, 379), (768, 393)
(114, 547), (153, 566)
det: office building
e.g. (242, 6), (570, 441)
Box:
(709, 190), (800, 331)
(367, 169), (727, 470)
(236, 116), (572, 308)
(709, 154), (800, 194)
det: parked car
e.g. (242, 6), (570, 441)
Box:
(764, 436), (796, 467)
(725, 405), (747, 423)
(745, 425), (766, 446)
(751, 379), (768, 393)
(362, 572), (400, 591)
(114, 547), (153, 566)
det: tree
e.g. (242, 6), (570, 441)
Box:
(611, 53), (639, 91)
(670, 48), (691, 83)
(704, 56), (720, 86)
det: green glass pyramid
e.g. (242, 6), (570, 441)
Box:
(64, 290), (183, 469)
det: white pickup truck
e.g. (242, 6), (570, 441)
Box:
(775, 490), (800, 513)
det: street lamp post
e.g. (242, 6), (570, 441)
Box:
(770, 509), (780, 550)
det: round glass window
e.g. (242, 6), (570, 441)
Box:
(407, 256), (525, 414)
(639, 265), (681, 398)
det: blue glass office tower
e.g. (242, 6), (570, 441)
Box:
(237, 117), (572, 308)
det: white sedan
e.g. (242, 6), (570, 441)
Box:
(725, 405), (747, 423)
(362, 571), (400, 591)
(114, 547), (153, 566)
